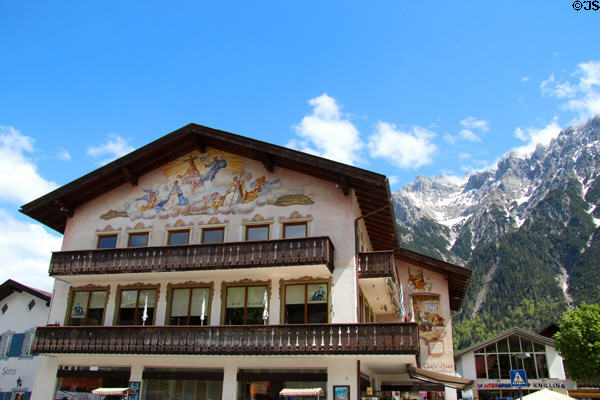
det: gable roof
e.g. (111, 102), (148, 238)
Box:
(0, 279), (51, 304)
(397, 248), (471, 311)
(455, 327), (554, 358)
(20, 123), (397, 251)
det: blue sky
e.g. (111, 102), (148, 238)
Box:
(1, 1), (599, 290)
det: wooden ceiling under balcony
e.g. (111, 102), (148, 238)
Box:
(20, 123), (397, 251)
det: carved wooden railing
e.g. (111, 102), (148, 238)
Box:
(49, 236), (334, 276)
(358, 251), (397, 280)
(33, 323), (418, 355)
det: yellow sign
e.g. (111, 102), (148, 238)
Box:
(366, 387), (373, 396)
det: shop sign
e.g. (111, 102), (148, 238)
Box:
(366, 387), (373, 396)
(476, 380), (574, 390)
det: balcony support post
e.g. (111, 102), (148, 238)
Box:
(222, 364), (238, 400)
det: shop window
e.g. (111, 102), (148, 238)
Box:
(475, 354), (486, 378)
(202, 227), (225, 244)
(224, 285), (268, 325)
(117, 288), (157, 325)
(169, 286), (210, 325)
(284, 282), (328, 324)
(128, 232), (149, 247)
(97, 234), (118, 249)
(282, 222), (307, 239)
(168, 229), (190, 246)
(486, 354), (499, 379)
(536, 354), (549, 378)
(245, 225), (269, 241)
(142, 369), (223, 400)
(498, 354), (511, 379)
(68, 289), (107, 326)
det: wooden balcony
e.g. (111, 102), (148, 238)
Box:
(33, 323), (419, 355)
(49, 236), (334, 276)
(358, 251), (397, 280)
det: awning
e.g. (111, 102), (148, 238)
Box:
(91, 387), (130, 396)
(280, 388), (325, 397)
(407, 366), (473, 390)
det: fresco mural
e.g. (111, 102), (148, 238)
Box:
(408, 268), (432, 291)
(101, 148), (314, 221)
(411, 294), (446, 345)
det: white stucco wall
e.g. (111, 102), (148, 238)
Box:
(546, 344), (566, 379)
(0, 290), (51, 395)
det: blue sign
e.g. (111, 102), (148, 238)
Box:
(510, 369), (528, 387)
(497, 398), (513, 400)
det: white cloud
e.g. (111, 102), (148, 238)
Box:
(513, 117), (562, 155)
(541, 60), (600, 121)
(460, 116), (489, 132)
(521, 77), (530, 82)
(443, 134), (457, 145)
(87, 134), (135, 165)
(0, 209), (60, 292)
(290, 93), (363, 165)
(459, 129), (481, 142)
(0, 126), (58, 204)
(367, 122), (437, 169)
(440, 171), (467, 185)
(57, 149), (71, 161)
(388, 175), (399, 186)
(459, 153), (472, 160)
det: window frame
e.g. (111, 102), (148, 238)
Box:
(65, 286), (109, 326)
(201, 226), (226, 244)
(281, 280), (330, 324)
(166, 283), (212, 325)
(96, 233), (119, 249)
(166, 228), (191, 246)
(0, 334), (12, 357)
(127, 231), (151, 247)
(281, 221), (308, 239)
(279, 217), (312, 239)
(221, 282), (270, 325)
(244, 223), (271, 241)
(115, 284), (160, 326)
(21, 331), (35, 356)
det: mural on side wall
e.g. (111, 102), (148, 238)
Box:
(408, 268), (432, 291)
(411, 293), (446, 345)
(101, 148), (314, 221)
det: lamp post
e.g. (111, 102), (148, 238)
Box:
(514, 353), (531, 400)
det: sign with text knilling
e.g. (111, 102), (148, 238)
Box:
(475, 379), (576, 390)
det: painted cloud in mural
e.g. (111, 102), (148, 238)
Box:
(101, 148), (313, 221)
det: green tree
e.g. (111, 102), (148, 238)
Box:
(554, 304), (600, 382)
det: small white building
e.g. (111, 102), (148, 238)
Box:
(0, 280), (51, 400)
(455, 328), (575, 400)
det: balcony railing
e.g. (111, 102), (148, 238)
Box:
(49, 236), (334, 276)
(33, 323), (419, 355)
(358, 251), (397, 280)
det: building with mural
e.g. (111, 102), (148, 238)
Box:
(0, 280), (51, 400)
(21, 124), (472, 400)
(455, 328), (574, 400)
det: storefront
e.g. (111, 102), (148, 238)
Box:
(55, 367), (131, 399)
(237, 370), (327, 400)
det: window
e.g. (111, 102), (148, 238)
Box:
(68, 289), (107, 326)
(117, 288), (157, 325)
(128, 232), (149, 247)
(97, 234), (118, 249)
(0, 335), (12, 356)
(474, 335), (549, 379)
(201, 227), (225, 244)
(169, 286), (210, 325)
(282, 222), (307, 239)
(245, 225), (269, 241)
(224, 285), (268, 325)
(284, 282), (328, 324)
(168, 229), (190, 246)
(21, 332), (35, 356)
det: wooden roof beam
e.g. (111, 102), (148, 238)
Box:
(121, 167), (138, 186)
(338, 175), (350, 196)
(53, 200), (73, 217)
(260, 152), (275, 173)
(191, 133), (206, 154)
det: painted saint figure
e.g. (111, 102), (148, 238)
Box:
(156, 180), (189, 211)
(201, 156), (227, 182)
